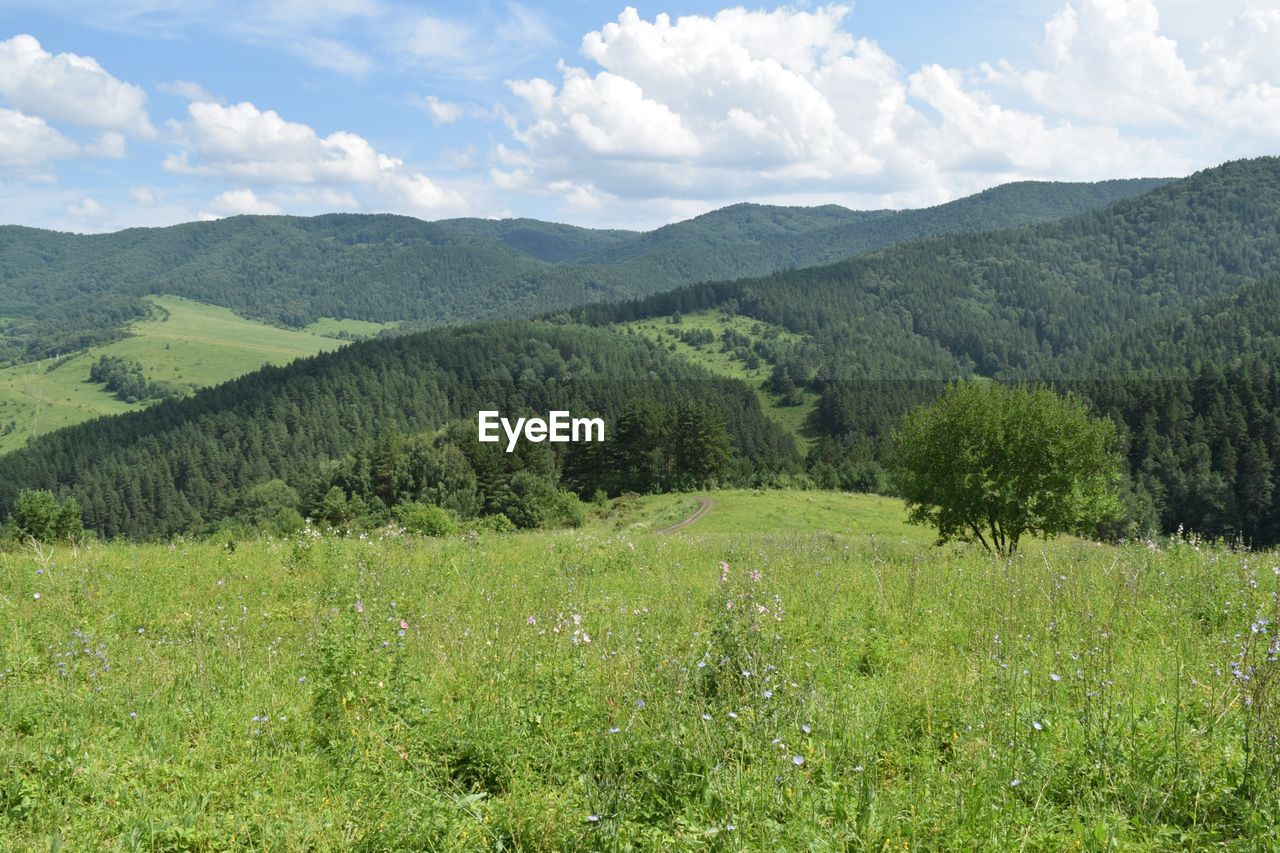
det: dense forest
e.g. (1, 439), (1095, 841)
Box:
(574, 158), (1280, 544)
(6, 159), (1280, 543)
(0, 323), (798, 538)
(0, 178), (1166, 364)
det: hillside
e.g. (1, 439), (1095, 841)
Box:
(0, 178), (1167, 365)
(0, 296), (383, 453)
(0, 322), (800, 537)
(573, 158), (1280, 540)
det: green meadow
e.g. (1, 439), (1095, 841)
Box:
(0, 296), (375, 453)
(620, 311), (822, 445)
(3, 492), (1278, 849)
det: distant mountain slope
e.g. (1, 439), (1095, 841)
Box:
(579, 158), (1280, 377)
(0, 322), (798, 538)
(0, 176), (1169, 364)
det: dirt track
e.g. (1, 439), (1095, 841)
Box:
(657, 497), (713, 534)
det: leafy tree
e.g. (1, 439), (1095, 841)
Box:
(7, 489), (83, 543)
(892, 383), (1123, 555)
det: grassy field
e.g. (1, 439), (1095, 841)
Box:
(303, 317), (400, 339)
(3, 491), (1278, 848)
(0, 297), (364, 453)
(619, 311), (822, 445)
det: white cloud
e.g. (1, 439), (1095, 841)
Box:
(0, 34), (155, 136)
(395, 3), (556, 78)
(283, 37), (373, 76)
(130, 186), (157, 206)
(67, 196), (108, 219)
(415, 95), (464, 125)
(0, 107), (80, 170)
(203, 188), (285, 217)
(157, 79), (222, 103)
(85, 131), (127, 159)
(500, 3), (1280, 220)
(167, 100), (468, 215)
(986, 0), (1280, 144)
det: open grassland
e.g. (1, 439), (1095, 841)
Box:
(303, 316), (400, 339)
(619, 311), (821, 445)
(3, 494), (1279, 849)
(0, 296), (356, 453)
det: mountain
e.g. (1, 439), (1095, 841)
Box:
(9, 159), (1280, 542)
(578, 158), (1280, 377)
(0, 322), (799, 538)
(0, 177), (1168, 364)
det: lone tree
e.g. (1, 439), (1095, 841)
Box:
(892, 383), (1122, 556)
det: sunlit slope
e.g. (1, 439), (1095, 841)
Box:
(0, 296), (373, 452)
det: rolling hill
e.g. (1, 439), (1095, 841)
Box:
(0, 177), (1167, 365)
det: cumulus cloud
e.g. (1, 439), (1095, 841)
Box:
(158, 79), (222, 103)
(67, 196), (108, 219)
(167, 100), (468, 215)
(130, 186), (157, 206)
(0, 107), (80, 170)
(203, 188), (284, 217)
(503, 5), (1144, 213)
(415, 95), (465, 125)
(499, 3), (1280, 219)
(0, 34), (155, 136)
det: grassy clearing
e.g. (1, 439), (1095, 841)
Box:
(3, 494), (1278, 848)
(302, 316), (399, 339)
(0, 296), (355, 453)
(619, 311), (822, 446)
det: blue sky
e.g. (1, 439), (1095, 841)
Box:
(0, 0), (1276, 232)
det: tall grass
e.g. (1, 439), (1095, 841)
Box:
(2, 524), (1278, 848)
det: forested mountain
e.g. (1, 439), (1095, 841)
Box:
(579, 159), (1280, 377)
(573, 158), (1280, 543)
(6, 159), (1280, 543)
(0, 177), (1166, 364)
(0, 323), (798, 538)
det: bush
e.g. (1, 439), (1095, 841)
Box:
(393, 502), (457, 536)
(7, 489), (83, 543)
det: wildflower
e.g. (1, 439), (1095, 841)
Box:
(728, 711), (738, 719)
(399, 619), (409, 630)
(32, 593), (41, 600)
(801, 724), (811, 734)
(1032, 720), (1043, 731)
(853, 765), (864, 773)
(354, 600), (364, 613)
(1049, 673), (1061, 682)
(1010, 779), (1021, 787)
(762, 690), (773, 699)
(719, 561), (730, 582)
(635, 699), (645, 709)
(587, 814), (601, 823)
(526, 615), (536, 626)
(609, 727), (620, 734)
(750, 569), (762, 583)
(792, 755), (805, 766)
(726, 824), (736, 831)
(701, 713), (712, 721)
(129, 712), (138, 719)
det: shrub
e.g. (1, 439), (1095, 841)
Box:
(393, 502), (457, 536)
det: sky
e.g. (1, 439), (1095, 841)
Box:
(1, 0), (1278, 233)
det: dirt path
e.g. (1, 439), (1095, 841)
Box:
(657, 497), (713, 534)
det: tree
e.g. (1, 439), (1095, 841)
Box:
(8, 489), (83, 543)
(892, 383), (1122, 555)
